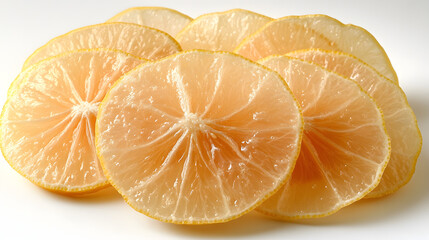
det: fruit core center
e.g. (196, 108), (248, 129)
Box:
(72, 101), (99, 116)
(180, 113), (206, 132)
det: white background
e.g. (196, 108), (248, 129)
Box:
(0, 0), (428, 239)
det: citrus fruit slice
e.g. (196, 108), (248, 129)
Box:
(1, 49), (146, 193)
(257, 56), (390, 219)
(176, 9), (272, 51)
(95, 50), (303, 224)
(22, 22), (180, 69)
(288, 49), (422, 197)
(107, 7), (192, 36)
(235, 15), (398, 83)
(7, 65), (35, 97)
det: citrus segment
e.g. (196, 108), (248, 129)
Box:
(235, 15), (398, 83)
(107, 7), (192, 36)
(95, 50), (303, 224)
(176, 9), (272, 51)
(1, 49), (146, 193)
(257, 56), (390, 218)
(288, 49), (422, 197)
(23, 23), (180, 69)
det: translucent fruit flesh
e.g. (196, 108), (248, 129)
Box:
(95, 50), (303, 224)
(288, 49), (422, 197)
(22, 23), (180, 69)
(107, 7), (192, 36)
(1, 49), (145, 193)
(234, 17), (337, 60)
(235, 15), (398, 83)
(176, 9), (272, 51)
(257, 56), (390, 218)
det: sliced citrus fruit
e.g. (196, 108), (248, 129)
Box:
(257, 56), (390, 219)
(106, 7), (192, 36)
(22, 22), (180, 69)
(95, 50), (303, 224)
(1, 49), (146, 193)
(288, 49), (422, 197)
(235, 15), (398, 83)
(176, 9), (272, 51)
(7, 65), (35, 97)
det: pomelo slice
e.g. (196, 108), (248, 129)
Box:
(288, 49), (422, 197)
(235, 15), (398, 83)
(176, 9), (272, 51)
(22, 22), (180, 69)
(95, 50), (303, 224)
(257, 56), (390, 219)
(107, 7), (192, 36)
(1, 49), (146, 193)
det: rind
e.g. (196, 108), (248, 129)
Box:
(256, 55), (391, 219)
(95, 49), (304, 224)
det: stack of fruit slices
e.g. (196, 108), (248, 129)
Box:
(1, 7), (422, 224)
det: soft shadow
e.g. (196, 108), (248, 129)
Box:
(43, 185), (122, 204)
(297, 146), (429, 226)
(163, 211), (287, 237)
(292, 87), (429, 226)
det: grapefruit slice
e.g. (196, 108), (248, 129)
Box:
(1, 49), (146, 193)
(95, 50), (303, 224)
(257, 56), (390, 219)
(22, 22), (180, 69)
(7, 66), (35, 97)
(176, 9), (272, 51)
(235, 15), (398, 83)
(106, 7), (192, 36)
(288, 49), (422, 197)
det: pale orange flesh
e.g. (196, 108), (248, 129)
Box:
(176, 9), (272, 51)
(7, 66), (34, 97)
(235, 15), (398, 83)
(96, 51), (303, 224)
(107, 7), (192, 36)
(288, 49), (422, 197)
(1, 50), (145, 193)
(23, 23), (180, 69)
(234, 18), (337, 60)
(257, 56), (390, 218)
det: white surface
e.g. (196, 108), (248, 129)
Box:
(1, 0), (428, 239)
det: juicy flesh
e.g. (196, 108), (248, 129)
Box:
(107, 7), (192, 36)
(257, 57), (390, 217)
(176, 9), (272, 51)
(289, 49), (421, 197)
(234, 19), (337, 60)
(235, 15), (397, 83)
(1, 50), (144, 191)
(23, 23), (180, 69)
(96, 51), (303, 223)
